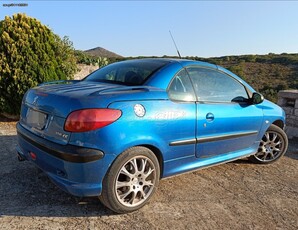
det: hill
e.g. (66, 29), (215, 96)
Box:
(84, 47), (122, 59)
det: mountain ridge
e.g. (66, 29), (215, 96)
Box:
(84, 47), (123, 58)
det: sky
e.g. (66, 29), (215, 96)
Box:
(1, 0), (298, 58)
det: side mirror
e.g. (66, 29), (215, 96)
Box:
(251, 92), (264, 104)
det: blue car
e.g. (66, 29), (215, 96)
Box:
(17, 58), (288, 213)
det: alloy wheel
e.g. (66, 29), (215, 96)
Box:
(115, 156), (156, 207)
(254, 131), (284, 162)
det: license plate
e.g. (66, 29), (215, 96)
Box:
(26, 109), (47, 130)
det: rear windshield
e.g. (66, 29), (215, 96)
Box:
(84, 59), (168, 86)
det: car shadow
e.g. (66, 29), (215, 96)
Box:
(1, 134), (297, 218)
(0, 135), (115, 217)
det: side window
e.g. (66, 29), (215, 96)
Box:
(168, 69), (196, 102)
(187, 67), (248, 103)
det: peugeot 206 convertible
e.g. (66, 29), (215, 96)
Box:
(17, 58), (288, 213)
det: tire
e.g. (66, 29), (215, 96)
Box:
(100, 147), (160, 213)
(249, 124), (288, 164)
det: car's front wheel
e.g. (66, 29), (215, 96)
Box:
(100, 147), (160, 213)
(249, 124), (288, 164)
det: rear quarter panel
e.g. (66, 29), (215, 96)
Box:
(68, 99), (197, 169)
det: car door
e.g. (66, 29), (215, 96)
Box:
(165, 68), (197, 159)
(186, 66), (264, 158)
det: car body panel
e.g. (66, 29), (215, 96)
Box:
(24, 82), (168, 118)
(17, 123), (115, 196)
(106, 100), (196, 162)
(16, 58), (287, 197)
(196, 102), (263, 158)
(163, 143), (259, 178)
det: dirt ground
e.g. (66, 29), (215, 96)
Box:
(0, 122), (297, 230)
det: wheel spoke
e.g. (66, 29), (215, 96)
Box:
(116, 181), (130, 189)
(273, 140), (281, 147)
(273, 147), (280, 152)
(262, 152), (268, 160)
(257, 146), (265, 154)
(119, 189), (132, 200)
(256, 151), (265, 158)
(265, 132), (270, 142)
(140, 189), (146, 199)
(129, 191), (137, 204)
(131, 158), (138, 173)
(144, 168), (155, 179)
(256, 152), (263, 157)
(269, 152), (275, 159)
(144, 180), (154, 187)
(260, 140), (265, 146)
(140, 159), (147, 173)
(120, 167), (133, 179)
(271, 133), (277, 142)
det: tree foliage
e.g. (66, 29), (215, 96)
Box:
(0, 14), (77, 115)
(75, 50), (109, 67)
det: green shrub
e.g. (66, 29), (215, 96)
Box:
(228, 65), (246, 80)
(75, 50), (109, 67)
(0, 14), (77, 115)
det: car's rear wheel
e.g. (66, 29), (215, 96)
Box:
(249, 124), (288, 164)
(100, 147), (160, 213)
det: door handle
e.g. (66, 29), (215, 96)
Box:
(206, 113), (214, 122)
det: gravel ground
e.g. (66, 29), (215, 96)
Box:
(0, 122), (297, 230)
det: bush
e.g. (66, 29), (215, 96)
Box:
(228, 65), (246, 80)
(75, 50), (109, 67)
(0, 14), (77, 115)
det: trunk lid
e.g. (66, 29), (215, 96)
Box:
(19, 81), (167, 145)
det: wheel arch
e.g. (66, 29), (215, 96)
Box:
(272, 119), (284, 129)
(139, 144), (164, 179)
(108, 144), (164, 179)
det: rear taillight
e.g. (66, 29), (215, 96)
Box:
(64, 109), (122, 132)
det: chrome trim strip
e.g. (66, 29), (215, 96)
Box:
(169, 138), (197, 146)
(197, 131), (258, 143)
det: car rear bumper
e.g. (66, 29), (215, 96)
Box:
(16, 122), (106, 197)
